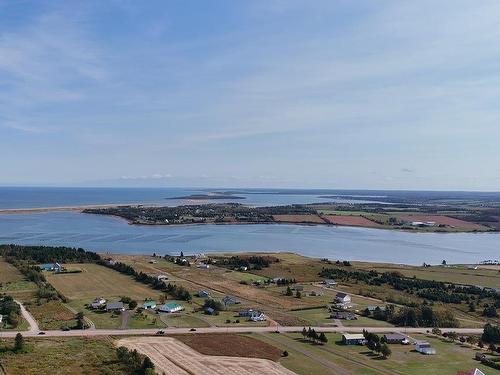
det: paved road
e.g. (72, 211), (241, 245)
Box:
(0, 323), (484, 339)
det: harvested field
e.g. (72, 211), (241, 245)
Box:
(323, 215), (381, 228)
(174, 334), (282, 360)
(27, 301), (76, 330)
(273, 214), (326, 224)
(117, 337), (296, 375)
(398, 215), (486, 230)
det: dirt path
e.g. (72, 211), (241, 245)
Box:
(15, 300), (39, 333)
(117, 337), (296, 375)
(121, 310), (132, 329)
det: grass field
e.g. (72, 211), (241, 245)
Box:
(354, 261), (500, 289)
(0, 337), (128, 375)
(160, 313), (211, 328)
(257, 332), (499, 375)
(0, 258), (24, 283)
(46, 263), (161, 301)
(26, 301), (76, 330)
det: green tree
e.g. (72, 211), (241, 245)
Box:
(14, 333), (24, 351)
(285, 286), (293, 296)
(116, 346), (128, 361)
(301, 327), (307, 340)
(380, 343), (391, 358)
(129, 300), (138, 309)
(319, 332), (328, 345)
(76, 311), (85, 329)
(295, 290), (302, 299)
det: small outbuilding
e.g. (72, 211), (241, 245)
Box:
(415, 341), (436, 355)
(142, 301), (157, 309)
(106, 302), (125, 312)
(159, 302), (184, 313)
(383, 333), (407, 344)
(342, 334), (366, 345)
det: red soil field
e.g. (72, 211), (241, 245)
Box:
(272, 214), (327, 224)
(323, 215), (382, 228)
(398, 215), (485, 230)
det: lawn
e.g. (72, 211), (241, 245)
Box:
(193, 310), (269, 327)
(160, 313), (210, 328)
(67, 299), (122, 329)
(281, 332), (499, 375)
(0, 337), (129, 375)
(127, 309), (166, 329)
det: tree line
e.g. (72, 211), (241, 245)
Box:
(0, 244), (100, 263)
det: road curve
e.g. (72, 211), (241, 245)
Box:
(15, 300), (39, 334)
(0, 324), (483, 339)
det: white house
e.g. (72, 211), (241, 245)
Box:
(323, 279), (337, 287)
(0, 315), (3, 324)
(159, 302), (184, 313)
(335, 292), (351, 304)
(156, 274), (168, 281)
(415, 341), (436, 355)
(197, 263), (210, 269)
(91, 297), (107, 309)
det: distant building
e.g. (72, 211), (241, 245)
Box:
(383, 333), (407, 344)
(335, 292), (351, 304)
(159, 302), (184, 313)
(342, 334), (366, 345)
(205, 307), (216, 315)
(196, 263), (210, 269)
(415, 341), (436, 355)
(197, 290), (210, 298)
(239, 309), (266, 321)
(309, 290), (323, 297)
(293, 285), (304, 291)
(0, 315), (3, 324)
(149, 259), (158, 264)
(411, 221), (437, 227)
(323, 279), (337, 287)
(367, 306), (386, 313)
(40, 263), (62, 272)
(155, 274), (168, 281)
(222, 296), (240, 306)
(91, 297), (106, 309)
(142, 301), (157, 309)
(106, 302), (125, 312)
(330, 311), (357, 320)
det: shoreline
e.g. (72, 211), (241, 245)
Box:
(0, 206), (495, 234)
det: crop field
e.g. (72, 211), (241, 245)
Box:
(45, 263), (161, 301)
(272, 214), (326, 224)
(323, 215), (382, 227)
(174, 334), (283, 360)
(0, 337), (128, 375)
(117, 336), (295, 375)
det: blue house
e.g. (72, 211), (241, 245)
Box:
(40, 263), (62, 272)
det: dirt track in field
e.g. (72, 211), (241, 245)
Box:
(117, 337), (296, 375)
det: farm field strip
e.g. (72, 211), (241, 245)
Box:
(117, 337), (296, 375)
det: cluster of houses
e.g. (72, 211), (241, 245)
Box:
(238, 309), (266, 322)
(342, 333), (436, 353)
(89, 297), (184, 314)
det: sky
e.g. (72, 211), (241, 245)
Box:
(1, 1), (500, 190)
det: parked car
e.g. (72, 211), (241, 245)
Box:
(156, 330), (165, 335)
(189, 328), (197, 331)
(38, 332), (46, 335)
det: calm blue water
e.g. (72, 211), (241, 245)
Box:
(0, 211), (498, 265)
(0, 187), (381, 209)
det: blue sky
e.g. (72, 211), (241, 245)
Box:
(1, 1), (499, 190)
